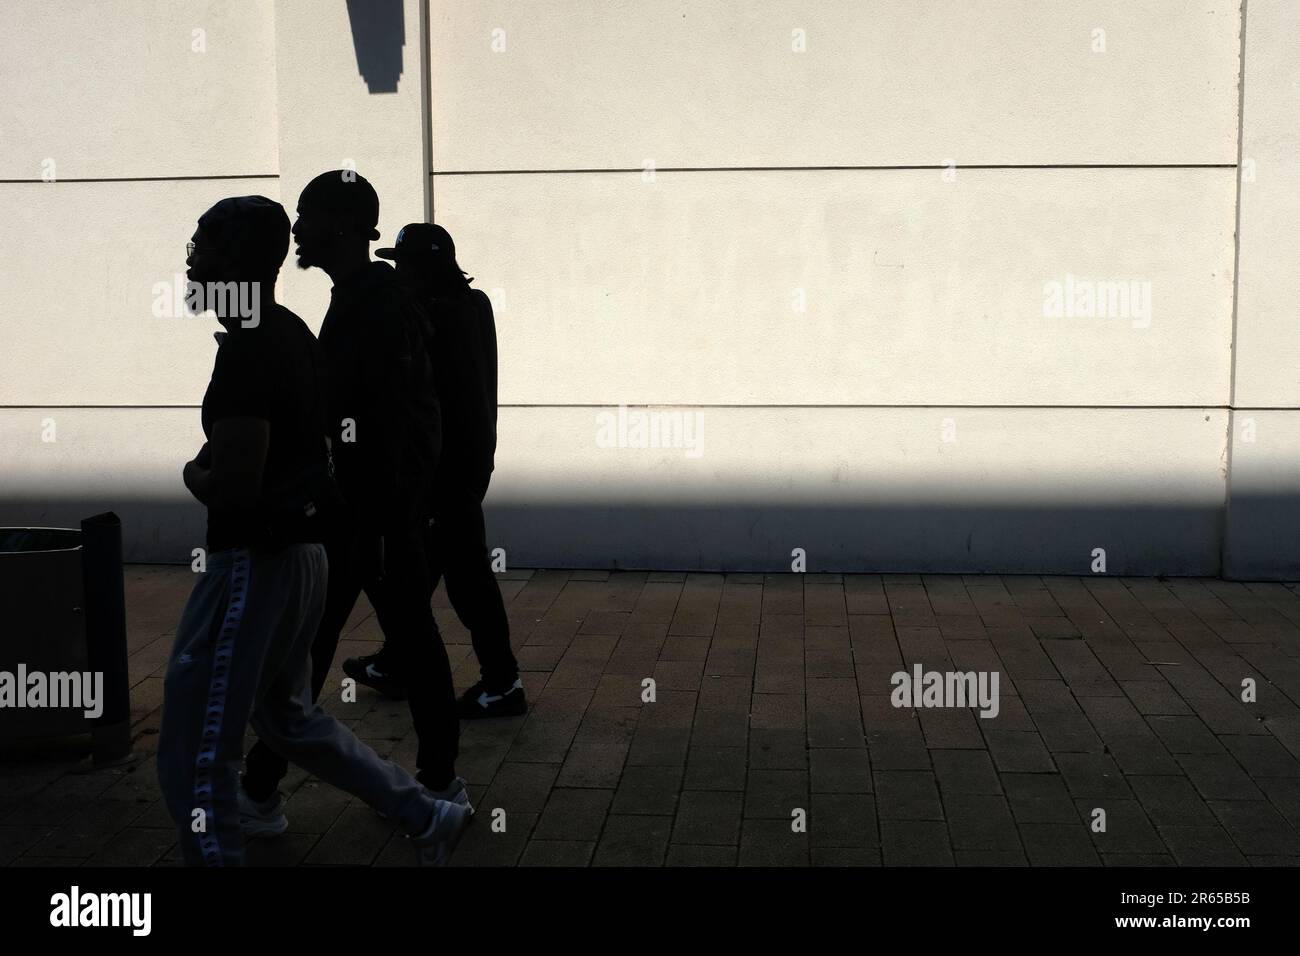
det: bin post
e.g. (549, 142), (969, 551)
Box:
(81, 512), (133, 765)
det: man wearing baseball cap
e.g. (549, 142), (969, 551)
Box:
(345, 222), (525, 719)
(239, 173), (471, 834)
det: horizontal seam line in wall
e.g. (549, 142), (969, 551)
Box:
(0, 174), (279, 184)
(5, 404), (1293, 411)
(432, 164), (1238, 175)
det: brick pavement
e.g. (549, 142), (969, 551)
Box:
(4, 568), (1300, 867)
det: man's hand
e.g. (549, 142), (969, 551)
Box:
(183, 455), (212, 505)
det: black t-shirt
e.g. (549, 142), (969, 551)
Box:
(200, 304), (331, 552)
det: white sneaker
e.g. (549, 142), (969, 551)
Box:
(377, 776), (473, 820)
(238, 787), (289, 839)
(413, 798), (473, 866)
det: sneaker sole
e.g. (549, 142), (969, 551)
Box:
(377, 793), (473, 822)
(458, 701), (528, 720)
(423, 805), (471, 866)
(241, 817), (289, 840)
(343, 663), (409, 701)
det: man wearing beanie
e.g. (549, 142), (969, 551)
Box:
(238, 172), (470, 827)
(157, 195), (469, 865)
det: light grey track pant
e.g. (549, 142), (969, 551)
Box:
(157, 543), (437, 866)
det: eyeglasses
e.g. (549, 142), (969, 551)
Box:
(186, 242), (196, 257)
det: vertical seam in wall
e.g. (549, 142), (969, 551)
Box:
(1221, 0), (1249, 578)
(421, 0), (434, 222)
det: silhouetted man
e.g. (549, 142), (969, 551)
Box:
(345, 222), (525, 719)
(239, 173), (469, 823)
(158, 196), (469, 866)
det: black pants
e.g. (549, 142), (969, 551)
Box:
(243, 524), (459, 799)
(425, 481), (518, 691)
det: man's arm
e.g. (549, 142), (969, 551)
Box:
(183, 418), (269, 509)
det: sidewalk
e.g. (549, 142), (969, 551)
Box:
(3, 568), (1300, 866)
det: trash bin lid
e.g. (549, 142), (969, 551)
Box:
(0, 528), (82, 554)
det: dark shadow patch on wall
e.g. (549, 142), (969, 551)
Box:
(346, 0), (405, 93)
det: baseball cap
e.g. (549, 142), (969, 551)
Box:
(376, 222), (459, 267)
(298, 170), (381, 240)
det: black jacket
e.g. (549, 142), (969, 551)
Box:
(427, 287), (498, 496)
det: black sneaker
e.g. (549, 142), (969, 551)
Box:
(456, 679), (528, 719)
(342, 653), (409, 700)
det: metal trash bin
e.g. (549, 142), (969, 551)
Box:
(0, 513), (132, 764)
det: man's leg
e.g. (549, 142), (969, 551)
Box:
(439, 487), (518, 690)
(367, 523), (459, 790)
(158, 547), (310, 865)
(248, 543), (444, 835)
(242, 534), (360, 802)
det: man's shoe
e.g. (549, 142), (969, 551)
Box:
(456, 679), (528, 719)
(238, 787), (288, 839)
(413, 799), (473, 867)
(377, 776), (473, 821)
(342, 653), (408, 700)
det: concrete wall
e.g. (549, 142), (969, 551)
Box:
(0, 1), (1293, 577)
(1223, 0), (1300, 579)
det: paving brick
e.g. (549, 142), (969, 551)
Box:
(672, 791), (742, 846)
(1176, 753), (1266, 802)
(533, 788), (613, 842)
(1127, 774), (1217, 827)
(751, 693), (806, 731)
(666, 843), (738, 866)
(809, 748), (873, 793)
(1106, 734), (1182, 775)
(983, 730), (1055, 773)
(625, 726), (690, 767)
(1055, 753), (1132, 799)
(810, 794), (877, 847)
(1207, 800), (1300, 856)
(1073, 798), (1165, 853)
(593, 815), (671, 866)
(482, 762), (560, 815)
(304, 805), (393, 865)
(683, 746), (747, 791)
(931, 749), (1002, 795)
(1157, 826), (1249, 866)
(943, 794), (1021, 851)
(612, 765), (684, 815)
(80, 827), (177, 867)
(1019, 824), (1101, 866)
(813, 846), (882, 866)
(519, 840), (595, 867)
(738, 818), (810, 866)
(245, 832), (319, 867)
(1220, 735), (1300, 777)
(1146, 715), (1224, 754)
(447, 812), (536, 867)
(918, 707), (986, 750)
(1033, 712), (1106, 754)
(880, 820), (954, 866)
(748, 729), (808, 771)
(1001, 773), (1081, 824)
(0, 825), (55, 866)
(873, 771), (943, 821)
(744, 770), (809, 819)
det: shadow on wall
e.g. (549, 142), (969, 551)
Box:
(3, 492), (1299, 580)
(346, 0), (406, 93)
